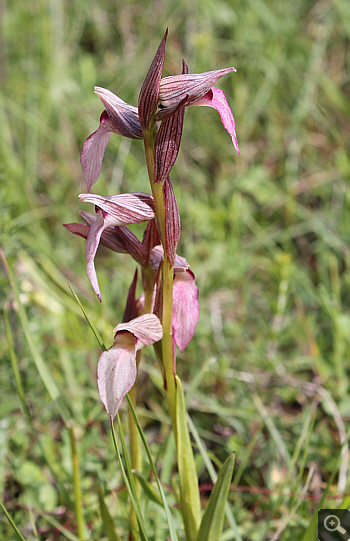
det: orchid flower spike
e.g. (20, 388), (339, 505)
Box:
(80, 31), (239, 190)
(98, 314), (163, 418)
(78, 192), (155, 301)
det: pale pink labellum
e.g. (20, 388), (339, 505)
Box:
(80, 90), (142, 191)
(172, 269), (199, 352)
(79, 193), (155, 300)
(193, 87), (240, 154)
(97, 314), (163, 418)
(97, 332), (137, 419)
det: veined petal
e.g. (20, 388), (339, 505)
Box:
(97, 332), (137, 418)
(81, 90), (143, 191)
(159, 68), (236, 108)
(194, 87), (240, 154)
(122, 270), (139, 323)
(138, 30), (167, 131)
(80, 111), (114, 192)
(94, 87), (143, 139)
(79, 193), (155, 224)
(142, 219), (161, 261)
(172, 269), (199, 352)
(153, 60), (188, 183)
(114, 313), (163, 350)
(80, 194), (154, 300)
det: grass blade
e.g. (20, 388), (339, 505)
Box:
(0, 503), (28, 541)
(187, 415), (242, 541)
(196, 453), (235, 541)
(126, 394), (178, 541)
(110, 418), (149, 541)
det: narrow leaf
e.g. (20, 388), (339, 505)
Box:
(132, 471), (164, 508)
(0, 503), (27, 541)
(196, 453), (235, 541)
(175, 375), (201, 541)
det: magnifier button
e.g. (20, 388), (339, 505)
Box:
(324, 515), (346, 534)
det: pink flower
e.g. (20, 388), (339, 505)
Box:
(150, 246), (199, 353)
(98, 314), (163, 418)
(78, 192), (155, 301)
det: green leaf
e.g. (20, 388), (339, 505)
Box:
(132, 471), (163, 508)
(175, 375), (201, 541)
(196, 453), (235, 541)
(98, 488), (122, 541)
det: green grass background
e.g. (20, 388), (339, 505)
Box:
(1, 0), (349, 539)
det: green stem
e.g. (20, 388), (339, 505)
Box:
(69, 426), (86, 540)
(143, 132), (177, 429)
(143, 127), (200, 541)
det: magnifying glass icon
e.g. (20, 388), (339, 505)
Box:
(324, 514), (346, 534)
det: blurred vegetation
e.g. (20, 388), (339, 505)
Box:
(0, 0), (349, 539)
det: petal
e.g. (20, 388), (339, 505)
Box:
(97, 333), (137, 418)
(172, 269), (199, 352)
(158, 68), (236, 109)
(80, 111), (114, 192)
(153, 100), (186, 183)
(114, 313), (163, 350)
(85, 210), (107, 301)
(153, 59), (188, 183)
(122, 270), (139, 323)
(81, 211), (147, 267)
(79, 193), (155, 224)
(142, 219), (161, 261)
(63, 222), (89, 239)
(94, 87), (143, 139)
(193, 87), (240, 154)
(138, 30), (168, 131)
